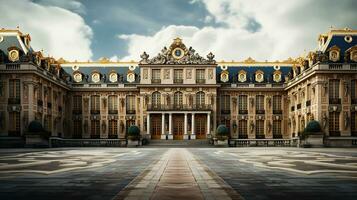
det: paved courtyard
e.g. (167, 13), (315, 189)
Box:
(0, 147), (356, 200)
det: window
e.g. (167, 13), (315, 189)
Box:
(91, 120), (100, 138)
(152, 69), (161, 83)
(174, 69), (183, 83)
(196, 92), (205, 106)
(352, 80), (357, 102)
(174, 92), (183, 108)
(256, 95), (264, 113)
(273, 95), (282, 113)
(196, 69), (205, 83)
(73, 120), (82, 138)
(238, 95), (248, 113)
(44, 115), (51, 132)
(9, 79), (20, 99)
(108, 120), (118, 138)
(238, 120), (248, 138)
(256, 120), (265, 139)
(108, 95), (118, 112)
(221, 95), (230, 113)
(273, 120), (282, 138)
(152, 92), (161, 107)
(91, 95), (100, 111)
(126, 95), (136, 114)
(329, 112), (340, 136)
(329, 79), (340, 100)
(8, 112), (20, 136)
(73, 95), (82, 111)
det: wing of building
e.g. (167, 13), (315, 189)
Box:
(1, 28), (357, 147)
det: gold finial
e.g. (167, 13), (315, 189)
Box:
(174, 37), (182, 44)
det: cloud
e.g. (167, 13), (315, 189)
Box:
(117, 0), (357, 62)
(0, 0), (92, 61)
(34, 0), (86, 14)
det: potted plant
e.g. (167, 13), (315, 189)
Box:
(301, 120), (324, 147)
(214, 124), (229, 146)
(126, 125), (141, 147)
(25, 120), (50, 147)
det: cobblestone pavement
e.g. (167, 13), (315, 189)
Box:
(0, 147), (356, 200)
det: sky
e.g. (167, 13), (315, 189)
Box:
(0, 0), (356, 62)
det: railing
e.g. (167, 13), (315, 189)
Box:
(239, 110), (248, 114)
(229, 138), (300, 147)
(329, 64), (343, 70)
(108, 110), (118, 114)
(306, 100), (311, 107)
(351, 64), (357, 70)
(329, 98), (341, 104)
(256, 110), (265, 114)
(8, 98), (20, 104)
(126, 109), (136, 114)
(273, 110), (282, 114)
(151, 79), (161, 84)
(90, 110), (100, 115)
(6, 64), (20, 70)
(174, 79), (183, 84)
(49, 137), (127, 147)
(196, 79), (206, 84)
(147, 104), (212, 111)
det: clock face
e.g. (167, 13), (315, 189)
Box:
(172, 48), (184, 59)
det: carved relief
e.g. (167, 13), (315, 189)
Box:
(143, 69), (148, 79)
(186, 69), (192, 79)
(164, 69), (170, 79)
(208, 69), (213, 79)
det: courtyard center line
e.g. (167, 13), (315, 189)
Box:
(113, 148), (243, 200)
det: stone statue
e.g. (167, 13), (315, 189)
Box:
(102, 121), (106, 134)
(267, 121), (272, 132)
(249, 121), (255, 134)
(344, 81), (349, 97)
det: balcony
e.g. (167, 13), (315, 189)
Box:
(329, 98), (341, 104)
(174, 79), (183, 84)
(297, 103), (301, 110)
(108, 110), (118, 114)
(147, 104), (212, 111)
(90, 110), (100, 115)
(72, 110), (82, 115)
(37, 100), (43, 107)
(126, 109), (136, 114)
(329, 64), (343, 70)
(306, 100), (311, 107)
(151, 79), (161, 84)
(221, 109), (231, 114)
(196, 79), (206, 84)
(256, 110), (265, 114)
(8, 98), (20, 104)
(273, 110), (283, 114)
(329, 131), (341, 137)
(239, 110), (248, 114)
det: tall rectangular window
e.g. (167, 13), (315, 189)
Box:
(73, 95), (82, 111)
(220, 95), (230, 113)
(273, 95), (282, 112)
(238, 95), (248, 112)
(73, 120), (82, 138)
(108, 120), (118, 138)
(108, 95), (118, 111)
(196, 69), (205, 83)
(256, 120), (265, 139)
(329, 79), (340, 99)
(238, 120), (247, 138)
(90, 95), (100, 111)
(91, 120), (100, 138)
(126, 95), (136, 114)
(9, 79), (20, 99)
(256, 95), (264, 113)
(273, 120), (282, 138)
(174, 69), (183, 83)
(329, 112), (340, 136)
(152, 69), (161, 82)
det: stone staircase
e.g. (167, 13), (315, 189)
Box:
(145, 139), (212, 147)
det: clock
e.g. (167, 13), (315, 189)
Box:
(172, 47), (184, 59)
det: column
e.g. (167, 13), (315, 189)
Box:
(207, 113), (211, 136)
(28, 83), (34, 123)
(191, 113), (195, 139)
(168, 113), (173, 139)
(147, 113), (150, 137)
(161, 113), (166, 139)
(184, 113), (188, 139)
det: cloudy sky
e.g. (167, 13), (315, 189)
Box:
(0, 0), (356, 62)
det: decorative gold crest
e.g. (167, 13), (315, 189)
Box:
(8, 49), (19, 62)
(127, 72), (135, 83)
(255, 70), (264, 83)
(220, 71), (229, 82)
(91, 72), (101, 83)
(238, 70), (247, 82)
(73, 72), (82, 83)
(109, 72), (118, 83)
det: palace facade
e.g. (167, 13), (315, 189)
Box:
(0, 28), (357, 146)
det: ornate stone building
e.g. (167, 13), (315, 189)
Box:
(0, 28), (356, 146)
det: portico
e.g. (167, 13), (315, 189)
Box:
(147, 111), (211, 140)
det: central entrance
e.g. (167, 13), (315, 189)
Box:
(173, 114), (184, 140)
(151, 114), (162, 139)
(195, 114), (207, 139)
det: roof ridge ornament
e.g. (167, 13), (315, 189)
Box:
(139, 38), (216, 65)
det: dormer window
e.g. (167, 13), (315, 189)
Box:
(8, 49), (19, 62)
(73, 71), (82, 83)
(91, 72), (101, 83)
(220, 71), (229, 82)
(273, 71), (282, 83)
(328, 45), (340, 62)
(127, 72), (135, 83)
(255, 70), (264, 83)
(109, 71), (118, 83)
(238, 70), (247, 82)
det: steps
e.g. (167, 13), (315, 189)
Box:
(146, 139), (211, 147)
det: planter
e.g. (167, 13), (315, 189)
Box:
(213, 137), (228, 147)
(127, 139), (141, 147)
(302, 133), (324, 148)
(25, 134), (49, 148)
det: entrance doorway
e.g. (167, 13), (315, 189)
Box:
(195, 114), (207, 139)
(173, 114), (184, 140)
(151, 114), (162, 139)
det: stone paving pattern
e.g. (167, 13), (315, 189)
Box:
(0, 147), (356, 200)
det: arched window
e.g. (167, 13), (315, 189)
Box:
(196, 91), (205, 106)
(152, 92), (161, 107)
(174, 92), (183, 108)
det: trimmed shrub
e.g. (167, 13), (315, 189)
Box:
(216, 124), (229, 140)
(127, 125), (140, 140)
